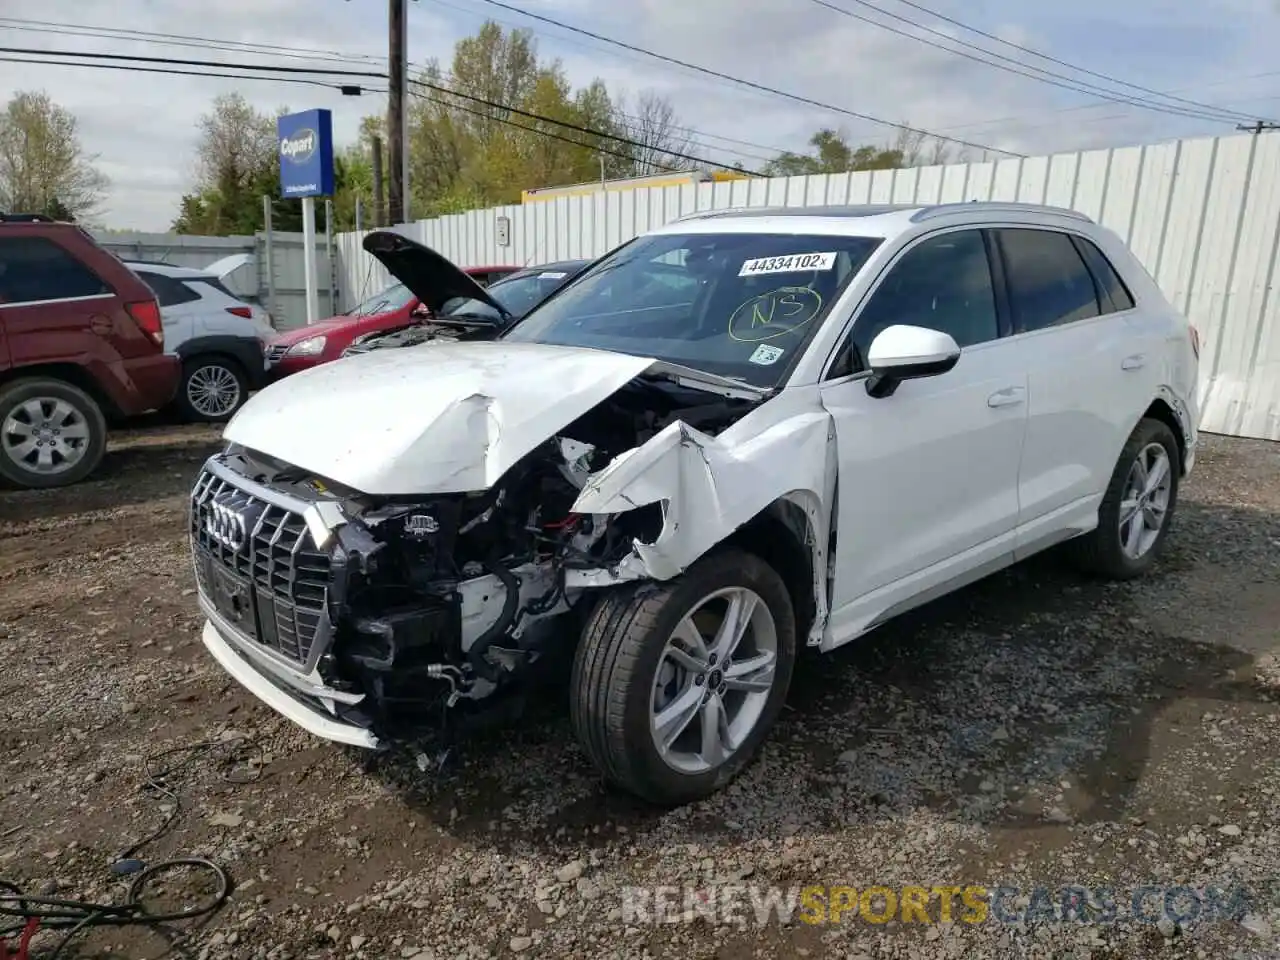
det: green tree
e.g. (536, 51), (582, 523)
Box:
(0, 91), (107, 220)
(405, 22), (692, 215)
(762, 126), (955, 176)
(174, 93), (310, 235)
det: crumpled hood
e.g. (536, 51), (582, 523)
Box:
(224, 341), (657, 495)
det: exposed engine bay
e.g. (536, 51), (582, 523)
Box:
(195, 373), (763, 744)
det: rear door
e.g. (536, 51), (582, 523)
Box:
(0, 233), (118, 367)
(992, 227), (1155, 554)
(821, 227), (1029, 634)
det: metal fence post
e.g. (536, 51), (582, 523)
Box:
(325, 198), (337, 317)
(261, 195), (276, 320)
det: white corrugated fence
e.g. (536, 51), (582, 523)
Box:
(335, 130), (1280, 442)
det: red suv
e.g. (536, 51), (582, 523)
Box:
(0, 214), (179, 489)
(263, 264), (519, 380)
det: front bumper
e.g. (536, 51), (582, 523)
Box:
(201, 610), (380, 749)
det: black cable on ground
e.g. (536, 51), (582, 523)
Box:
(0, 736), (261, 959)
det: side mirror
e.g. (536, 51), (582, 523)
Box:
(865, 324), (961, 399)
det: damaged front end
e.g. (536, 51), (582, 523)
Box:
(190, 375), (761, 749)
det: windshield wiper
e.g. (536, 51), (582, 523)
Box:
(639, 361), (770, 399)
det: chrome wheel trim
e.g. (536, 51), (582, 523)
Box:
(650, 586), (779, 776)
(1119, 441), (1173, 560)
(187, 364), (242, 418)
(1, 396), (92, 476)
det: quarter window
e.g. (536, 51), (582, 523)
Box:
(840, 229), (998, 375)
(997, 229), (1101, 333)
(0, 237), (109, 304)
(136, 271), (200, 307)
(1072, 236), (1136, 313)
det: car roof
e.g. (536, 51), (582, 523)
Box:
(660, 201), (1095, 239)
(123, 260), (220, 280)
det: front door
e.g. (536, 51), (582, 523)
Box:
(819, 228), (1028, 642)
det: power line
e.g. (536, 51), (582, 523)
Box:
(407, 88), (683, 172)
(0, 18), (386, 67)
(470, 0), (1022, 156)
(805, 0), (1260, 126)
(0, 14), (785, 166)
(878, 0), (1270, 124)
(421, 0), (793, 160)
(0, 43), (756, 174)
(408, 77), (760, 173)
(0, 45), (386, 78)
(0, 54), (381, 92)
(936, 70), (1280, 134)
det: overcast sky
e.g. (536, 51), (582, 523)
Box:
(2, 0), (1278, 231)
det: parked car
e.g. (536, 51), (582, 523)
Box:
(342, 257), (592, 357)
(0, 213), (178, 489)
(124, 260), (273, 423)
(189, 202), (1200, 806)
(263, 263), (521, 379)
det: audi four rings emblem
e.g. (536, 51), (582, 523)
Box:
(204, 498), (250, 551)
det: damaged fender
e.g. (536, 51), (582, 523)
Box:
(566, 401), (838, 645)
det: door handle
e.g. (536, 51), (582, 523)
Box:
(987, 386), (1025, 408)
(1121, 354), (1146, 371)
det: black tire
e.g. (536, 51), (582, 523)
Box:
(175, 356), (248, 423)
(1066, 416), (1181, 580)
(0, 378), (108, 489)
(570, 549), (797, 806)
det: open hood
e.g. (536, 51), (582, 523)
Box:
(223, 341), (658, 495)
(362, 230), (509, 318)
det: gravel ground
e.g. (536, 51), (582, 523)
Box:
(1, 424), (1278, 960)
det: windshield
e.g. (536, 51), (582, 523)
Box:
(351, 281), (415, 316)
(439, 267), (580, 321)
(500, 233), (882, 387)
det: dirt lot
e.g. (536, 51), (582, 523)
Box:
(1, 424), (1279, 960)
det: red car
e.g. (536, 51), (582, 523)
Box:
(0, 213), (179, 489)
(264, 263), (519, 379)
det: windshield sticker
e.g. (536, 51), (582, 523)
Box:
(749, 344), (785, 365)
(539, 271), (567, 279)
(728, 286), (823, 343)
(738, 252), (837, 277)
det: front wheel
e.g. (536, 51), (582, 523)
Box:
(1067, 416), (1181, 579)
(570, 549), (797, 806)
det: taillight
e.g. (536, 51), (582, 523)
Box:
(125, 299), (164, 348)
(226, 306), (253, 319)
(1189, 324), (1201, 359)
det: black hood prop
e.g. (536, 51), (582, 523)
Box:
(361, 230), (511, 320)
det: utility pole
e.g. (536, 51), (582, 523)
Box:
(388, 0), (409, 225)
(1237, 120), (1280, 134)
(371, 133), (385, 228)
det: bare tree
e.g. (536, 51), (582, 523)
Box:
(616, 91), (696, 176)
(0, 91), (107, 220)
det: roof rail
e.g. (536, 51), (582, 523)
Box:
(0, 212), (57, 223)
(675, 203), (920, 222)
(911, 201), (1093, 224)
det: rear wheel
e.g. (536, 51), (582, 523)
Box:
(0, 378), (107, 489)
(1067, 417), (1181, 579)
(176, 356), (248, 423)
(570, 550), (796, 806)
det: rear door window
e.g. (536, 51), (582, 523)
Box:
(996, 229), (1101, 333)
(0, 236), (110, 304)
